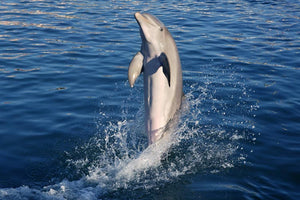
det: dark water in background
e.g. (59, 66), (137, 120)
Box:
(0, 0), (299, 199)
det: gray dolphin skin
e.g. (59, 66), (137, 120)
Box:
(128, 12), (183, 145)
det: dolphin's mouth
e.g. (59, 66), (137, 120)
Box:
(134, 12), (149, 42)
(134, 12), (147, 26)
(134, 12), (152, 31)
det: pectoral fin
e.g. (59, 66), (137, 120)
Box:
(159, 52), (171, 87)
(128, 52), (144, 87)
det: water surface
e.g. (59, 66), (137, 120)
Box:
(0, 0), (299, 199)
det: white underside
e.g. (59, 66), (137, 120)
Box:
(144, 66), (172, 144)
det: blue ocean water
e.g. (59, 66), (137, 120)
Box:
(0, 0), (299, 199)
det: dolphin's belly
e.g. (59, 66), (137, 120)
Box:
(144, 66), (173, 144)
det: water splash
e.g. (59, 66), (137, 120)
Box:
(0, 65), (258, 199)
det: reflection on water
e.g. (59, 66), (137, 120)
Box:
(0, 20), (73, 30)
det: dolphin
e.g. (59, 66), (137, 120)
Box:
(128, 12), (183, 145)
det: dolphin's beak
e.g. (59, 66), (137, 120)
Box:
(134, 12), (148, 41)
(134, 12), (152, 27)
(134, 12), (144, 27)
(134, 12), (141, 20)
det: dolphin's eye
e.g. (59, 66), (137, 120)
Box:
(160, 27), (163, 31)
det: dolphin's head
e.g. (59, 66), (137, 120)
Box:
(135, 12), (168, 54)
